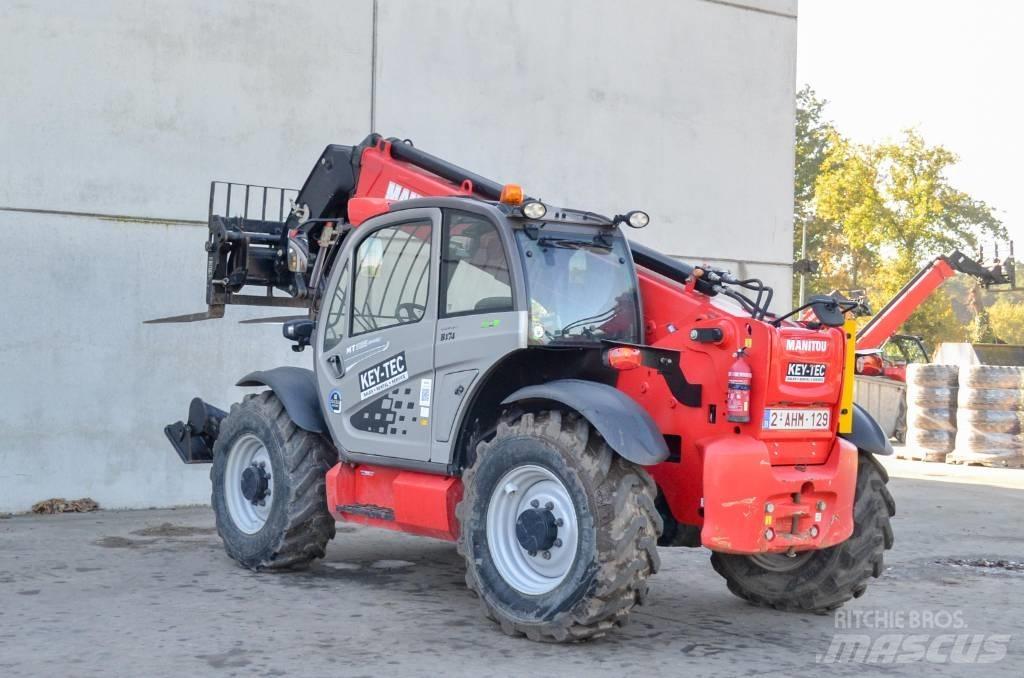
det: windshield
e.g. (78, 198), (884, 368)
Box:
(515, 229), (640, 345)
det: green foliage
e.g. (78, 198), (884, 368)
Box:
(793, 88), (1005, 349)
(988, 295), (1024, 344)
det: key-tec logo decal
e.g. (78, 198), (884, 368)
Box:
(358, 351), (408, 400)
(786, 362), (827, 383)
(786, 338), (828, 353)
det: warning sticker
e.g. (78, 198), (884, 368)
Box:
(358, 352), (408, 400)
(419, 378), (433, 407)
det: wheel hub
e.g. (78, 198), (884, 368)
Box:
(486, 465), (580, 595)
(240, 463), (270, 505)
(515, 507), (559, 552)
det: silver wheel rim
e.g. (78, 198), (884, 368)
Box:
(749, 551), (813, 572)
(486, 464), (580, 595)
(224, 434), (273, 534)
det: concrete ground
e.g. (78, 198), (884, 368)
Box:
(1, 457), (1022, 677)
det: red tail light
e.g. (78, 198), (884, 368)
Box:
(605, 347), (643, 370)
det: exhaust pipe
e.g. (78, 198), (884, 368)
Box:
(165, 398), (227, 464)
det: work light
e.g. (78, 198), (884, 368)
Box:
(626, 210), (650, 229)
(522, 200), (547, 219)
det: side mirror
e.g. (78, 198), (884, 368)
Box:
(283, 319), (314, 352)
(807, 294), (846, 327)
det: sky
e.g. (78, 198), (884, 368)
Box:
(797, 0), (1024, 256)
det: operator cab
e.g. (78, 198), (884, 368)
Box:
(310, 194), (645, 470)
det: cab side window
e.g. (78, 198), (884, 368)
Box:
(440, 211), (513, 316)
(322, 263), (349, 352)
(351, 221), (432, 335)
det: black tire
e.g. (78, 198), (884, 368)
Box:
(906, 364), (958, 388)
(905, 406), (956, 432)
(961, 365), (1024, 389)
(710, 453), (895, 613)
(958, 387), (1023, 411)
(457, 410), (661, 642)
(957, 409), (1023, 434)
(907, 386), (956, 408)
(211, 391), (337, 570)
(906, 428), (955, 452)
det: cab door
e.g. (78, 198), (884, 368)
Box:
(314, 208), (440, 462)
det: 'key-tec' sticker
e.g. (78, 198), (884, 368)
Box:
(358, 352), (408, 400)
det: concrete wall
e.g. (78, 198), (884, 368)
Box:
(0, 0), (796, 512)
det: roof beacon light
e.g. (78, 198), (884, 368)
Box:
(500, 183), (524, 206)
(522, 200), (547, 220)
(626, 210), (650, 229)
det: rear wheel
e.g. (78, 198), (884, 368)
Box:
(457, 410), (661, 642)
(710, 453), (895, 612)
(211, 391), (337, 570)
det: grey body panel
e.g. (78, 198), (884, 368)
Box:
(840, 402), (895, 456)
(430, 310), (527, 462)
(501, 379), (670, 466)
(236, 367), (326, 434)
(314, 207), (441, 462)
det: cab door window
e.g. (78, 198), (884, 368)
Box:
(351, 221), (432, 335)
(322, 262), (349, 352)
(440, 211), (512, 316)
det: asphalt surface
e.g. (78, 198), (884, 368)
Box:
(1, 457), (1022, 677)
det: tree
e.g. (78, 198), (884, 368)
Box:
(793, 90), (1005, 349)
(988, 295), (1024, 344)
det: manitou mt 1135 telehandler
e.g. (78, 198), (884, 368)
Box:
(153, 135), (895, 642)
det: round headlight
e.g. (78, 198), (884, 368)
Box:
(626, 210), (650, 229)
(522, 201), (547, 220)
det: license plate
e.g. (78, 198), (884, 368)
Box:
(762, 408), (831, 430)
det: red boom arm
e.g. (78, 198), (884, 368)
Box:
(855, 256), (959, 350)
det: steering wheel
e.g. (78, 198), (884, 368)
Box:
(396, 303), (426, 323)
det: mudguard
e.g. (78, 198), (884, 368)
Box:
(237, 367), (327, 434)
(501, 379), (670, 466)
(840, 402), (894, 456)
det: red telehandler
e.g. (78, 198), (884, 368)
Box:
(153, 135), (895, 641)
(854, 250), (1015, 381)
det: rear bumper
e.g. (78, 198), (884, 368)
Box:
(700, 436), (858, 554)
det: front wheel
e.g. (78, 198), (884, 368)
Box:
(211, 391), (337, 570)
(710, 452), (895, 612)
(457, 410), (662, 642)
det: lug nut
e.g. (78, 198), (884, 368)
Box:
(764, 528), (775, 541)
(553, 538), (562, 548)
(555, 518), (564, 527)
(544, 501), (554, 511)
(530, 499), (539, 508)
(816, 500), (826, 511)
(542, 551), (551, 560)
(809, 525), (820, 538)
(528, 550), (537, 557)
(765, 503), (775, 514)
